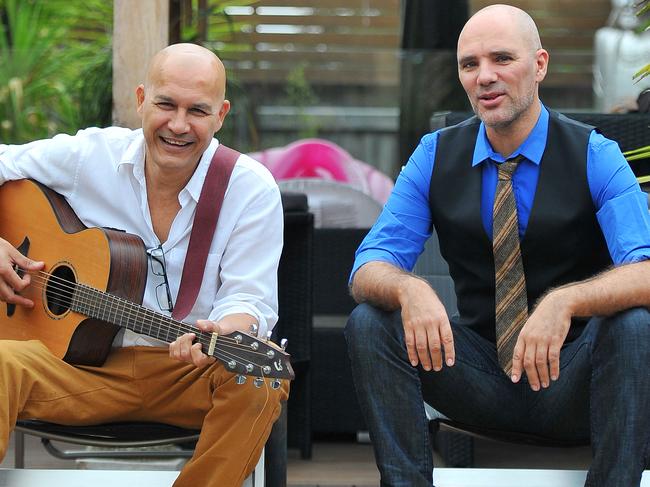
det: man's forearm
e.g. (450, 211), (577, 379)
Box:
(547, 260), (650, 318)
(350, 261), (428, 311)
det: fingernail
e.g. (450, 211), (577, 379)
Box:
(532, 384), (540, 391)
(433, 366), (441, 372)
(411, 360), (418, 367)
(542, 382), (548, 388)
(511, 374), (518, 382)
(446, 358), (454, 366)
(551, 375), (558, 381)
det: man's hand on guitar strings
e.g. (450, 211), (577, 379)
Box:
(0, 237), (44, 308)
(169, 319), (218, 368)
(169, 315), (259, 368)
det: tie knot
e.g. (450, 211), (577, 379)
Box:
(497, 155), (523, 181)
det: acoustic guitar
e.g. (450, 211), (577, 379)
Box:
(0, 179), (293, 382)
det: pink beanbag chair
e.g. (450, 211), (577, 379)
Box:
(248, 138), (393, 204)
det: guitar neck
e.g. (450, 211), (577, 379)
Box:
(71, 283), (190, 344)
(69, 282), (294, 380)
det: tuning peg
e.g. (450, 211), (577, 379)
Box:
(227, 360), (236, 370)
(266, 330), (273, 342)
(235, 374), (247, 385)
(262, 365), (271, 375)
(253, 377), (264, 388)
(234, 334), (243, 344)
(245, 364), (254, 373)
(280, 338), (288, 351)
(271, 379), (282, 390)
(249, 324), (258, 336)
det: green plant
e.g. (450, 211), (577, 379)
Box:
(634, 0), (650, 81)
(628, 0), (650, 171)
(0, 0), (113, 142)
(0, 0), (77, 142)
(285, 63), (319, 139)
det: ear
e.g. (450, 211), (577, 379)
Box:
(535, 48), (549, 83)
(135, 84), (146, 115)
(218, 99), (231, 122)
(213, 99), (231, 133)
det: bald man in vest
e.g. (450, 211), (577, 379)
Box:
(346, 5), (650, 486)
(0, 43), (289, 486)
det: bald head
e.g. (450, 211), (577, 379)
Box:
(135, 43), (232, 177)
(145, 43), (227, 101)
(456, 4), (549, 145)
(460, 4), (542, 55)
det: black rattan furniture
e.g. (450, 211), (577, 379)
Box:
(276, 192), (314, 459)
(311, 228), (369, 439)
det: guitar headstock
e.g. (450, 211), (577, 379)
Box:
(207, 330), (294, 381)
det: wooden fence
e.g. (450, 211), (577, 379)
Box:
(203, 0), (401, 88)
(184, 0), (614, 94)
(471, 0), (611, 90)
(175, 0), (616, 172)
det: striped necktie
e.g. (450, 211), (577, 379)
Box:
(493, 155), (529, 375)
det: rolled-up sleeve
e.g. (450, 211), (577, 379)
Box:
(588, 131), (650, 265)
(208, 182), (283, 338)
(350, 133), (438, 282)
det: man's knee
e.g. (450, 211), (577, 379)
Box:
(345, 303), (402, 355)
(346, 303), (391, 338)
(595, 307), (650, 355)
(0, 340), (46, 366)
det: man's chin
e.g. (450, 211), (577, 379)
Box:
(477, 109), (514, 129)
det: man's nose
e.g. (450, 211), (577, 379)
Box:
(476, 63), (498, 85)
(168, 110), (190, 133)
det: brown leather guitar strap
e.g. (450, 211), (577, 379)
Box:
(171, 144), (240, 321)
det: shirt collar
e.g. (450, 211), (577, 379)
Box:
(116, 129), (145, 171)
(471, 103), (548, 166)
(115, 131), (220, 204)
(183, 138), (219, 203)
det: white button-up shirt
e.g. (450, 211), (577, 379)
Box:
(0, 127), (283, 347)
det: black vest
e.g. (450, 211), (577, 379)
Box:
(429, 111), (612, 343)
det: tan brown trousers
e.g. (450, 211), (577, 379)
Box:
(0, 340), (289, 486)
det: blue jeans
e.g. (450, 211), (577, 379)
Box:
(345, 303), (650, 487)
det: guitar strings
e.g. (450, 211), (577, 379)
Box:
(28, 271), (271, 373)
(26, 269), (252, 346)
(27, 270), (267, 359)
(21, 269), (285, 376)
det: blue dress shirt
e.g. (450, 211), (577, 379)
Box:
(352, 105), (650, 280)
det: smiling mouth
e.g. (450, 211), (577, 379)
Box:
(160, 136), (192, 147)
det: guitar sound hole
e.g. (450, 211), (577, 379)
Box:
(45, 265), (76, 316)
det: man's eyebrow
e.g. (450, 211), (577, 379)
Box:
(153, 95), (213, 113)
(458, 55), (476, 66)
(191, 102), (213, 113)
(491, 50), (516, 58)
(458, 50), (516, 66)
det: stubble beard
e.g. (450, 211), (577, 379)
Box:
(472, 89), (536, 130)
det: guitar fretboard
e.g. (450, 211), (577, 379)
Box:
(71, 283), (190, 343)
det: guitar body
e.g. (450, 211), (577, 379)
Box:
(0, 179), (147, 366)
